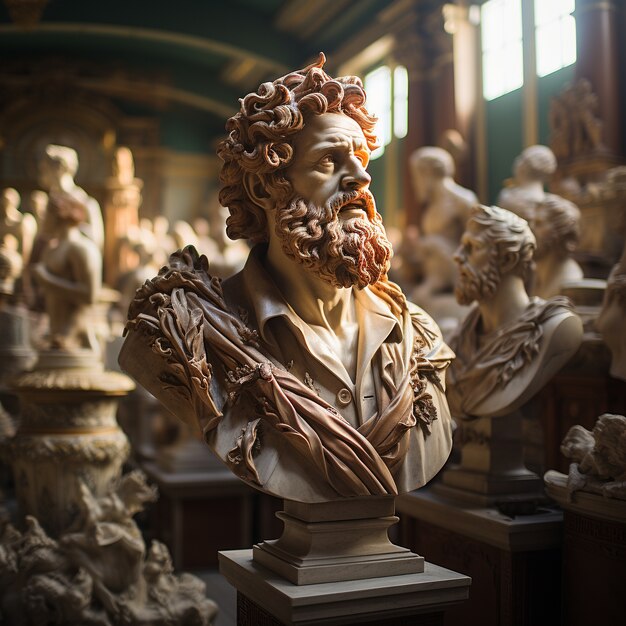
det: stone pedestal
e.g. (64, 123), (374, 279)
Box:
(253, 497), (424, 585)
(440, 406), (545, 509)
(220, 549), (470, 626)
(397, 487), (563, 626)
(2, 352), (134, 536)
(544, 471), (626, 626)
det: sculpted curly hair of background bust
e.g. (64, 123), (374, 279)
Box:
(217, 52), (378, 244)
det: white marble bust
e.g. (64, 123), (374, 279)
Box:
(120, 55), (454, 503)
(447, 205), (582, 419)
(497, 145), (557, 221)
(531, 193), (584, 298)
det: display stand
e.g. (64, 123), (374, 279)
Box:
(220, 549), (470, 626)
(397, 487), (562, 626)
(545, 471), (626, 626)
(219, 496), (470, 625)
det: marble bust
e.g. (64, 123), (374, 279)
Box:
(497, 145), (557, 221)
(120, 55), (454, 503)
(408, 146), (477, 297)
(531, 193), (584, 298)
(447, 205), (582, 419)
(33, 191), (102, 353)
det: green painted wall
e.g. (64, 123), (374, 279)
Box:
(486, 64), (577, 205)
(486, 88), (524, 204)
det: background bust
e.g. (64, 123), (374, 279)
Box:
(447, 204), (582, 418)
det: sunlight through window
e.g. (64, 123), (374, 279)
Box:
(481, 0), (523, 101)
(535, 0), (576, 77)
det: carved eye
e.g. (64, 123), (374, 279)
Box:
(319, 154), (335, 167)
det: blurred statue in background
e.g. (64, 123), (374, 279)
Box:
(32, 191), (101, 354)
(405, 146), (477, 338)
(558, 413), (626, 500)
(531, 193), (584, 298)
(448, 204), (582, 419)
(596, 238), (626, 381)
(497, 145), (557, 221)
(39, 144), (105, 253)
(0, 187), (37, 268)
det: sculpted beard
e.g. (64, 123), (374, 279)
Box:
(455, 253), (501, 305)
(274, 190), (393, 289)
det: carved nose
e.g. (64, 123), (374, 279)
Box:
(342, 160), (371, 191)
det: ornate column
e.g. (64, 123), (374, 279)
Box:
(103, 147), (143, 287)
(575, 0), (623, 157)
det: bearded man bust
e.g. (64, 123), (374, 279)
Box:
(447, 204), (583, 420)
(119, 55), (454, 503)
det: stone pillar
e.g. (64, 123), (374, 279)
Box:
(394, 1), (456, 226)
(575, 0), (623, 157)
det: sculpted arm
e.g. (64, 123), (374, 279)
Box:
(36, 243), (101, 304)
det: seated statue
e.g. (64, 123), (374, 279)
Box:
(497, 145), (557, 221)
(39, 144), (104, 253)
(447, 204), (582, 419)
(531, 193), (584, 298)
(32, 191), (102, 353)
(120, 55), (454, 503)
(408, 146), (477, 298)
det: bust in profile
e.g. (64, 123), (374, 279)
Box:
(120, 55), (453, 503)
(497, 145), (557, 221)
(531, 193), (584, 298)
(447, 204), (582, 419)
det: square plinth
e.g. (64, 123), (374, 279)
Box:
(219, 549), (471, 626)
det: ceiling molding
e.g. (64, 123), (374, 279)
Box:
(0, 21), (296, 73)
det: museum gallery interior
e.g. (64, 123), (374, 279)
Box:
(0, 1), (625, 625)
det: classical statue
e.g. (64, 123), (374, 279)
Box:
(0, 187), (37, 268)
(32, 191), (101, 353)
(39, 144), (105, 252)
(597, 239), (626, 381)
(408, 146), (477, 298)
(0, 473), (218, 625)
(447, 205), (583, 419)
(531, 193), (584, 298)
(120, 55), (454, 503)
(497, 145), (557, 221)
(558, 414), (626, 500)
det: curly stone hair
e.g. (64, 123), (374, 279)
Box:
(470, 204), (536, 280)
(217, 53), (378, 243)
(535, 193), (581, 253)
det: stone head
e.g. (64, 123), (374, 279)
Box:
(454, 205), (536, 305)
(409, 146), (455, 203)
(39, 145), (79, 190)
(532, 193), (580, 259)
(0, 188), (20, 213)
(513, 145), (557, 185)
(217, 53), (396, 292)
